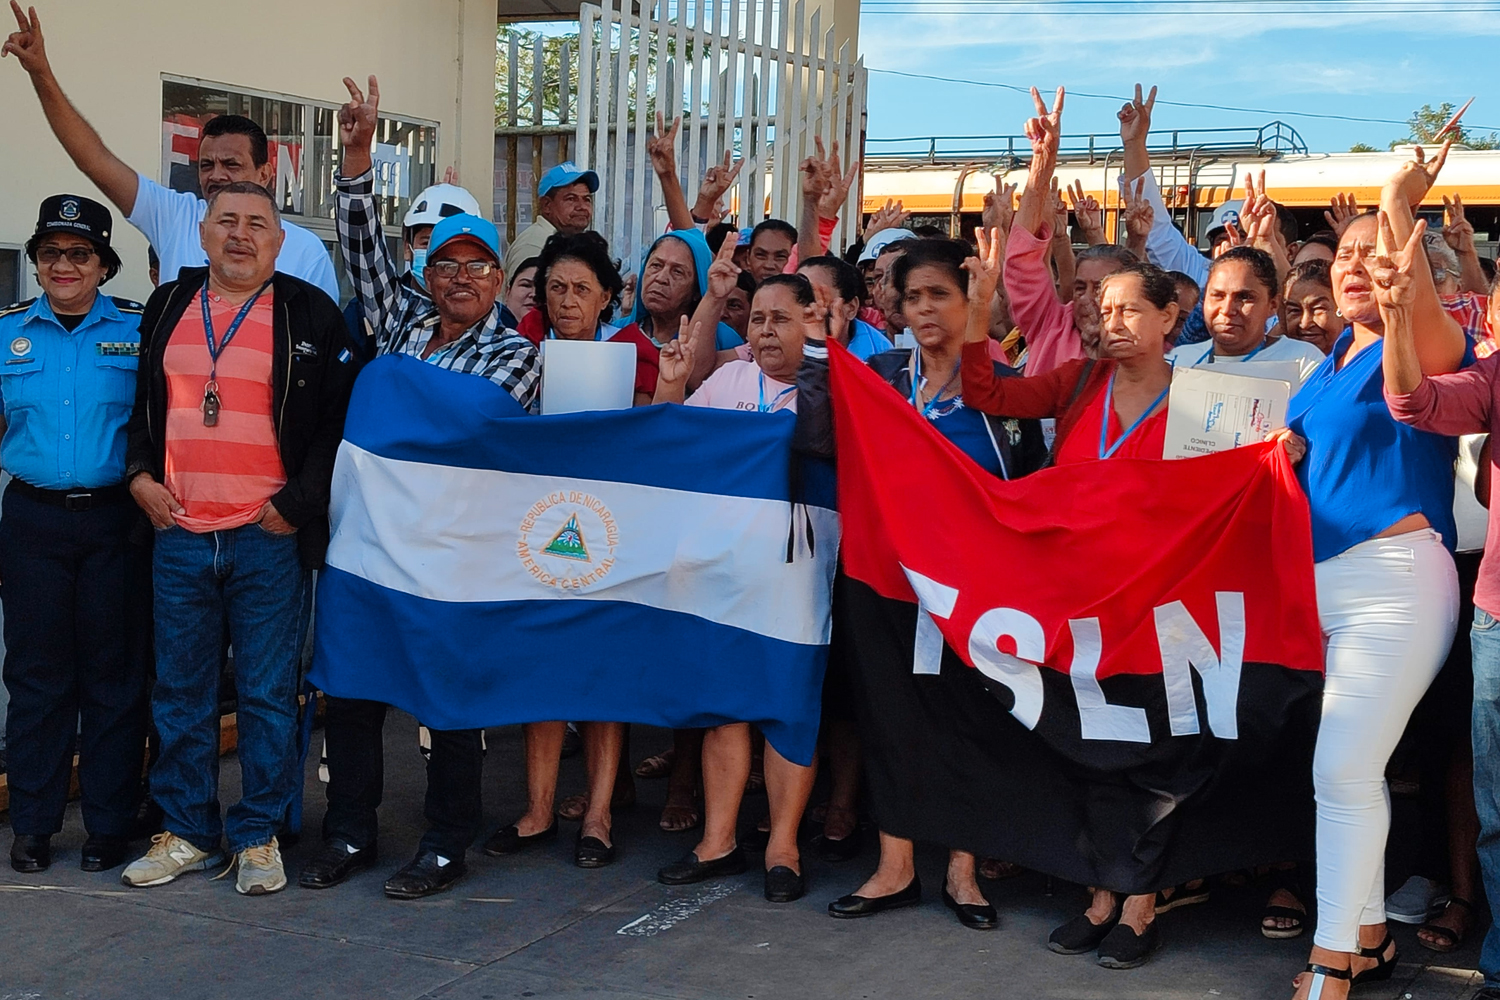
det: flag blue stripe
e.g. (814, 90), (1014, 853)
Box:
(309, 566), (826, 765)
(344, 355), (829, 505)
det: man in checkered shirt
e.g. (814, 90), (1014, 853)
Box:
(333, 75), (539, 411)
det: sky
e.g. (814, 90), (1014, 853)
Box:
(854, 1), (1500, 154)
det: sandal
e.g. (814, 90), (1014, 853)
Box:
(1298, 962), (1350, 999)
(1350, 932), (1398, 986)
(634, 749), (675, 779)
(1418, 897), (1475, 954)
(1261, 868), (1307, 940)
(1154, 880), (1210, 915)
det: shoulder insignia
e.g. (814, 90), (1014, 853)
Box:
(0, 298), (37, 319)
(110, 296), (145, 314)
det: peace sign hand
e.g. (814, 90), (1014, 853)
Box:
(801, 276), (837, 344)
(1118, 83), (1157, 146)
(981, 178), (1016, 237)
(1, 2), (49, 78)
(1068, 179), (1104, 244)
(1371, 211), (1427, 313)
(1388, 139), (1453, 209)
(1443, 193), (1475, 254)
(697, 150), (745, 213)
(658, 319), (699, 386)
(865, 198), (910, 241)
(963, 227), (1004, 315)
(647, 111), (683, 177)
(339, 75), (380, 150)
(704, 228), (742, 300)
(1024, 86), (1065, 174)
(814, 136), (862, 221)
(1121, 177), (1153, 241)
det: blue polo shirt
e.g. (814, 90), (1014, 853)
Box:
(0, 293), (143, 489)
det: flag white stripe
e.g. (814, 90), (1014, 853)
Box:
(325, 442), (839, 646)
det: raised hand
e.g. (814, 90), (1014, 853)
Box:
(1372, 211), (1428, 313)
(813, 136), (861, 221)
(1024, 85), (1065, 177)
(1117, 83), (1157, 146)
(1387, 139), (1453, 209)
(704, 228), (742, 300)
(339, 75), (380, 150)
(981, 178), (1016, 237)
(1324, 192), (1360, 235)
(1, 2), (49, 77)
(1121, 176), (1153, 253)
(802, 277), (837, 344)
(1443, 193), (1476, 253)
(1240, 170), (1285, 256)
(659, 319), (699, 385)
(695, 149), (744, 218)
(865, 197), (910, 240)
(964, 227), (1004, 312)
(1068, 179), (1105, 245)
(441, 166), (459, 186)
(1050, 178), (1070, 241)
(618, 272), (637, 316)
(647, 111), (683, 178)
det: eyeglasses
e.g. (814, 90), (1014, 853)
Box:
(427, 260), (497, 279)
(36, 246), (98, 266)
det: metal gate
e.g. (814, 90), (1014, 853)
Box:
(498, 1), (866, 271)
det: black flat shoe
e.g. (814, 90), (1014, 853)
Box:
(811, 827), (863, 863)
(1351, 932), (1398, 985)
(383, 850), (466, 900)
(1048, 905), (1121, 955)
(942, 886), (998, 930)
(80, 835), (130, 872)
(658, 846), (748, 885)
(1097, 920), (1161, 970)
(574, 834), (616, 869)
(298, 840), (378, 889)
(765, 865), (805, 902)
(482, 819), (558, 857)
(828, 877), (921, 918)
(10, 834), (51, 874)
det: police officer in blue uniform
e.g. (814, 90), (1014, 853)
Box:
(1, 195), (148, 874)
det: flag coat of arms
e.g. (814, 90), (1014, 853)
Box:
(825, 342), (1325, 892)
(310, 356), (839, 765)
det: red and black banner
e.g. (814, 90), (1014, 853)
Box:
(827, 343), (1325, 893)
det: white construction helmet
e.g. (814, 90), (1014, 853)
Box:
(403, 183), (483, 231)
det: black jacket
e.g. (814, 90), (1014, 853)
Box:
(793, 344), (1049, 480)
(125, 268), (361, 568)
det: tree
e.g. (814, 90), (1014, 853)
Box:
(1349, 142), (1379, 153)
(1392, 102), (1500, 150)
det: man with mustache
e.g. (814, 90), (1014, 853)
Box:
(3, 1), (338, 299)
(119, 182), (357, 897)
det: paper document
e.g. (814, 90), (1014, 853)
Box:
(540, 339), (637, 415)
(1163, 366), (1291, 460)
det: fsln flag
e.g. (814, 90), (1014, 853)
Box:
(825, 342), (1324, 892)
(310, 355), (839, 765)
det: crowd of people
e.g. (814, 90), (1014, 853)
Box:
(7, 4), (1500, 998)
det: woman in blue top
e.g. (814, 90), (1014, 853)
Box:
(1280, 153), (1470, 1000)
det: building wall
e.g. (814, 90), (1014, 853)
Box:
(0, 0), (498, 305)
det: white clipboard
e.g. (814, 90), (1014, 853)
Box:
(540, 339), (637, 415)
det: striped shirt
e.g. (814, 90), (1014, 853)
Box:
(162, 289), (287, 532)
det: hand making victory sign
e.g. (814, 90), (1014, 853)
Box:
(338, 74), (381, 177)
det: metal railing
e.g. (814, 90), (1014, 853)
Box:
(864, 121), (1308, 168)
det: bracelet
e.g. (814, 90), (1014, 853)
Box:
(691, 213), (711, 225)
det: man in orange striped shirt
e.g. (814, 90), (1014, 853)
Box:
(120, 182), (359, 897)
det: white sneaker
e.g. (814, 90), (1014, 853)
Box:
(1385, 874), (1448, 924)
(121, 832), (225, 887)
(230, 838), (287, 896)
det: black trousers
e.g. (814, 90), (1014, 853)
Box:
(321, 695), (483, 859)
(0, 487), (147, 837)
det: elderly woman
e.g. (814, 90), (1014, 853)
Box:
(964, 231), (1200, 968)
(651, 274), (822, 903)
(619, 228), (743, 352)
(1277, 151), (1469, 998)
(794, 237), (1047, 930)
(488, 232), (660, 870)
(1283, 259), (1344, 357)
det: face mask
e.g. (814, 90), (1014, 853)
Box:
(410, 248), (428, 288)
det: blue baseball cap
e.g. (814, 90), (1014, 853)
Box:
(428, 213), (502, 264)
(538, 161), (600, 197)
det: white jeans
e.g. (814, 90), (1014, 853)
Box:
(1312, 529), (1459, 952)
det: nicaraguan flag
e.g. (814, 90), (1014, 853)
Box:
(310, 355), (838, 764)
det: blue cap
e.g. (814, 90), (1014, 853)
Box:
(538, 161), (600, 197)
(428, 213), (502, 264)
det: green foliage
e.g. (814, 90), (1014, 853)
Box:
(1394, 102), (1500, 150)
(1349, 142), (1379, 153)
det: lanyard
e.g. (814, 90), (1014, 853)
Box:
(1198, 335), (1269, 366)
(1098, 370), (1170, 460)
(201, 281), (271, 380)
(758, 370), (796, 413)
(908, 349), (961, 418)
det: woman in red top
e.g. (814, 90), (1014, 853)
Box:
(961, 230), (1181, 967)
(962, 228), (1178, 469)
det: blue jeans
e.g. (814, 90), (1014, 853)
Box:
(151, 523), (311, 854)
(1472, 606), (1500, 985)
